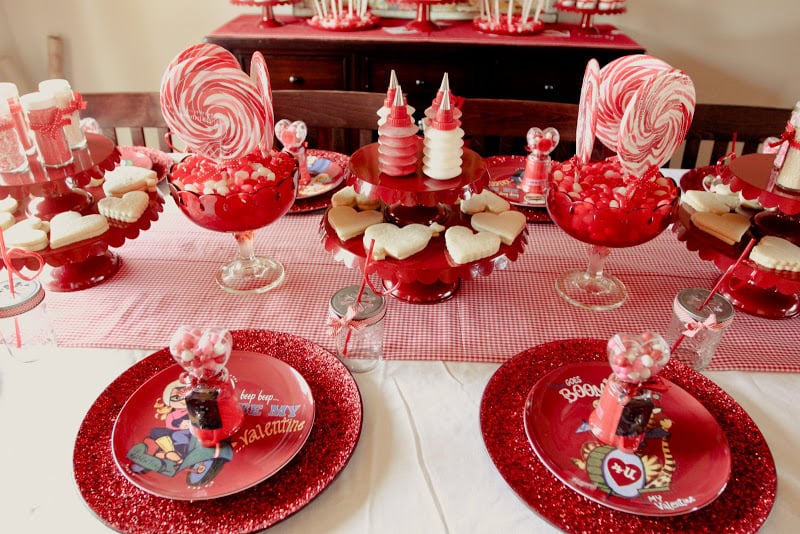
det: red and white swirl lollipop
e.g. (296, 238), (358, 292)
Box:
(250, 51), (275, 156)
(595, 54), (672, 153)
(575, 59), (599, 165)
(616, 68), (695, 178)
(160, 44), (266, 161)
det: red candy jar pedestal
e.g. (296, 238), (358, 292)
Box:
(0, 133), (165, 292)
(675, 160), (800, 319)
(391, 0), (463, 32)
(321, 141), (527, 303)
(554, 2), (626, 32)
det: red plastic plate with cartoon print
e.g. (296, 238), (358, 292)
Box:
(523, 362), (731, 516)
(111, 350), (314, 500)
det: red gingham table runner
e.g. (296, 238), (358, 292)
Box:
(46, 210), (800, 372)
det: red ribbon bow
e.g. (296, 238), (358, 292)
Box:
(327, 305), (364, 338)
(28, 109), (71, 138)
(64, 92), (87, 115)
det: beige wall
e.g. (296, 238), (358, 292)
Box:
(1, 0), (798, 108)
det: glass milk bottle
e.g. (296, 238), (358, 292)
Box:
(0, 277), (57, 363)
(329, 285), (386, 373)
(667, 288), (734, 370)
(20, 91), (73, 168)
(0, 82), (36, 155)
(38, 79), (87, 149)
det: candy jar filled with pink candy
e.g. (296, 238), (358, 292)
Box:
(547, 55), (693, 310)
(163, 45), (298, 294)
(588, 331), (671, 453)
(169, 326), (245, 447)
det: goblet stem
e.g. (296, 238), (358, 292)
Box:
(235, 230), (257, 261)
(555, 244), (626, 311)
(586, 244), (609, 279)
(215, 230), (286, 294)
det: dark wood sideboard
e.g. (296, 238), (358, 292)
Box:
(204, 15), (645, 111)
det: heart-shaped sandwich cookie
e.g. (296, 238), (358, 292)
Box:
(749, 236), (800, 272)
(364, 222), (444, 260)
(460, 189), (511, 215)
(331, 186), (381, 211)
(98, 191), (150, 223)
(470, 210), (526, 245)
(0, 195), (19, 213)
(690, 211), (750, 245)
(102, 166), (158, 197)
(681, 190), (738, 214)
(3, 217), (49, 251)
(445, 226), (501, 264)
(49, 211), (109, 249)
(328, 206), (383, 241)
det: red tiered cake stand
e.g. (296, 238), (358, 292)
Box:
(320, 139), (527, 303)
(230, 0), (301, 28)
(674, 155), (800, 319)
(554, 1), (626, 32)
(0, 133), (164, 292)
(388, 0), (465, 32)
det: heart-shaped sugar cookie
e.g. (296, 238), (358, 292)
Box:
(460, 189), (510, 215)
(750, 236), (800, 272)
(0, 211), (14, 230)
(364, 222), (444, 260)
(328, 206), (383, 241)
(330, 186), (381, 210)
(0, 195), (19, 213)
(445, 226), (501, 265)
(690, 211), (750, 245)
(98, 191), (150, 223)
(49, 211), (109, 249)
(3, 217), (49, 251)
(470, 210), (526, 245)
(103, 165), (158, 196)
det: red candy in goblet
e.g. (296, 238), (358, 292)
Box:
(546, 157), (678, 310)
(168, 150), (297, 294)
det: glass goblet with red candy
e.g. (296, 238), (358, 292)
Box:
(546, 157), (679, 310)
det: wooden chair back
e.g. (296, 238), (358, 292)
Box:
(458, 98), (582, 161)
(678, 103), (791, 168)
(272, 89), (385, 154)
(82, 92), (170, 151)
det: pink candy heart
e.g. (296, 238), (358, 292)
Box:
(606, 332), (670, 383)
(274, 119), (307, 150)
(526, 127), (559, 155)
(169, 326), (233, 380)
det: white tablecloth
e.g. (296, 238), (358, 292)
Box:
(1, 347), (797, 533)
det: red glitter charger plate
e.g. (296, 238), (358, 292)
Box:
(74, 330), (363, 533)
(480, 339), (776, 532)
(524, 362), (731, 516)
(111, 350), (315, 501)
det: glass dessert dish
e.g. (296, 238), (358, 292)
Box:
(546, 157), (679, 310)
(168, 151), (297, 294)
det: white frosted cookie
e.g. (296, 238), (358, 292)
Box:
(330, 186), (381, 211)
(0, 195), (19, 213)
(3, 217), (49, 251)
(98, 190), (149, 223)
(749, 236), (800, 272)
(103, 166), (158, 196)
(327, 205), (383, 241)
(460, 189), (511, 215)
(470, 210), (526, 245)
(0, 211), (14, 230)
(690, 211), (750, 245)
(49, 211), (109, 249)
(681, 190), (738, 214)
(445, 225), (501, 264)
(364, 222), (445, 260)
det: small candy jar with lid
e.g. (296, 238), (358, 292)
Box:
(274, 119), (310, 186)
(0, 97), (30, 173)
(328, 284), (386, 373)
(0, 277), (56, 363)
(588, 332), (670, 453)
(667, 288), (734, 370)
(520, 126), (559, 201)
(169, 326), (245, 447)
